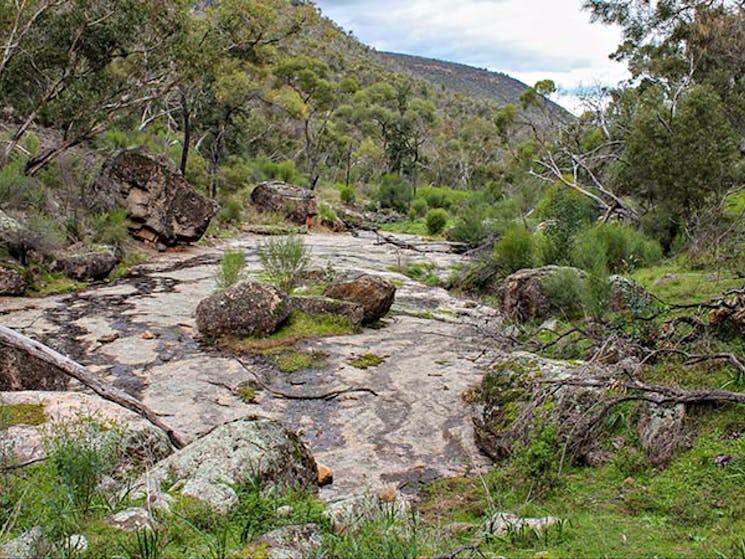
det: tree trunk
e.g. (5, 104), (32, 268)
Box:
(179, 88), (191, 177)
(0, 325), (186, 449)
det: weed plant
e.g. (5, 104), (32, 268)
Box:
(257, 234), (311, 292)
(214, 250), (246, 290)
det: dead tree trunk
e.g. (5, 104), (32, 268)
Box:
(0, 325), (186, 449)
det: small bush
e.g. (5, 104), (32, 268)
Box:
(3, 212), (66, 265)
(318, 202), (338, 228)
(257, 234), (311, 292)
(0, 159), (46, 211)
(494, 225), (536, 274)
(90, 208), (130, 255)
(215, 250), (246, 290)
(447, 206), (489, 247)
(218, 198), (243, 225)
(542, 268), (586, 319)
(409, 198), (428, 219)
(339, 184), (356, 205)
(425, 208), (448, 235)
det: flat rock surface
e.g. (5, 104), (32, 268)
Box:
(0, 232), (498, 499)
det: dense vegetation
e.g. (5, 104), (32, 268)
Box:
(1, 0), (745, 557)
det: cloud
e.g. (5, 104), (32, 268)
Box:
(315, 0), (629, 105)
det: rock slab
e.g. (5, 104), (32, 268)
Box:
(0, 266), (26, 295)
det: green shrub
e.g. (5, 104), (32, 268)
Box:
(257, 234), (311, 292)
(339, 184), (356, 205)
(0, 159), (45, 211)
(219, 156), (253, 194)
(535, 185), (598, 265)
(542, 268), (586, 319)
(494, 225), (536, 274)
(417, 185), (471, 210)
(376, 173), (413, 212)
(318, 202), (338, 227)
(4, 212), (66, 264)
(252, 157), (302, 185)
(90, 208), (130, 255)
(425, 208), (448, 235)
(447, 206), (489, 247)
(409, 198), (428, 219)
(218, 198), (243, 225)
(215, 250), (246, 290)
(573, 223), (662, 273)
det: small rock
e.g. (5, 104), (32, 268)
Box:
(58, 535), (88, 555)
(142, 330), (157, 340)
(483, 512), (560, 537)
(108, 507), (153, 532)
(623, 477), (635, 486)
(714, 454), (736, 468)
(250, 181), (318, 225)
(378, 486), (397, 503)
(317, 463), (334, 487)
(98, 333), (120, 344)
(255, 523), (323, 559)
(276, 505), (295, 518)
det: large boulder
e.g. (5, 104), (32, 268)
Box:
(290, 295), (365, 326)
(196, 281), (291, 338)
(250, 181), (318, 225)
(0, 265), (27, 295)
(323, 274), (396, 323)
(472, 352), (687, 467)
(0, 345), (69, 391)
(133, 417), (317, 513)
(92, 149), (218, 246)
(49, 247), (118, 281)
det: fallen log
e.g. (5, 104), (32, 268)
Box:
(0, 325), (186, 449)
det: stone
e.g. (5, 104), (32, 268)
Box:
(133, 417), (317, 513)
(317, 463), (334, 487)
(0, 343), (69, 391)
(108, 507), (153, 532)
(49, 247), (118, 281)
(609, 275), (656, 314)
(57, 535), (87, 555)
(250, 181), (318, 225)
(290, 296), (365, 326)
(708, 289), (745, 336)
(483, 512), (560, 537)
(195, 281), (291, 338)
(323, 274), (396, 323)
(92, 148), (218, 246)
(324, 494), (409, 533)
(637, 402), (686, 467)
(496, 266), (585, 322)
(0, 527), (49, 559)
(255, 524), (323, 559)
(276, 505), (295, 518)
(0, 266), (27, 295)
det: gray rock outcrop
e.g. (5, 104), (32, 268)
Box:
(496, 266), (585, 322)
(196, 281), (290, 338)
(133, 417), (317, 513)
(92, 148), (218, 246)
(323, 274), (395, 323)
(250, 181), (318, 224)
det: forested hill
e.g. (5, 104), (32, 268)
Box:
(381, 51), (567, 114)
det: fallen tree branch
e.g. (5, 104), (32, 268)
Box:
(0, 326), (186, 449)
(0, 457), (48, 473)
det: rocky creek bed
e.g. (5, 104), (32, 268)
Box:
(0, 231), (500, 500)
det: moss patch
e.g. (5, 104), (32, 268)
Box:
(30, 272), (87, 297)
(273, 349), (328, 373)
(0, 403), (46, 426)
(348, 353), (386, 369)
(223, 311), (358, 353)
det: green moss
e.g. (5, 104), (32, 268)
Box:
(225, 311), (358, 352)
(273, 349), (327, 373)
(348, 353), (385, 369)
(30, 272), (87, 296)
(237, 386), (257, 404)
(0, 403), (46, 426)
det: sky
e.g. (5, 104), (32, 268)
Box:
(313, 0), (629, 113)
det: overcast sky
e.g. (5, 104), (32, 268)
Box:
(313, 0), (629, 112)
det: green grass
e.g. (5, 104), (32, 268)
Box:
(380, 219), (453, 239)
(224, 311), (358, 352)
(632, 263), (742, 305)
(273, 349), (327, 373)
(0, 404), (46, 426)
(390, 261), (441, 287)
(348, 353), (385, 369)
(29, 272), (87, 297)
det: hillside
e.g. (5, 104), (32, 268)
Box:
(381, 51), (569, 115)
